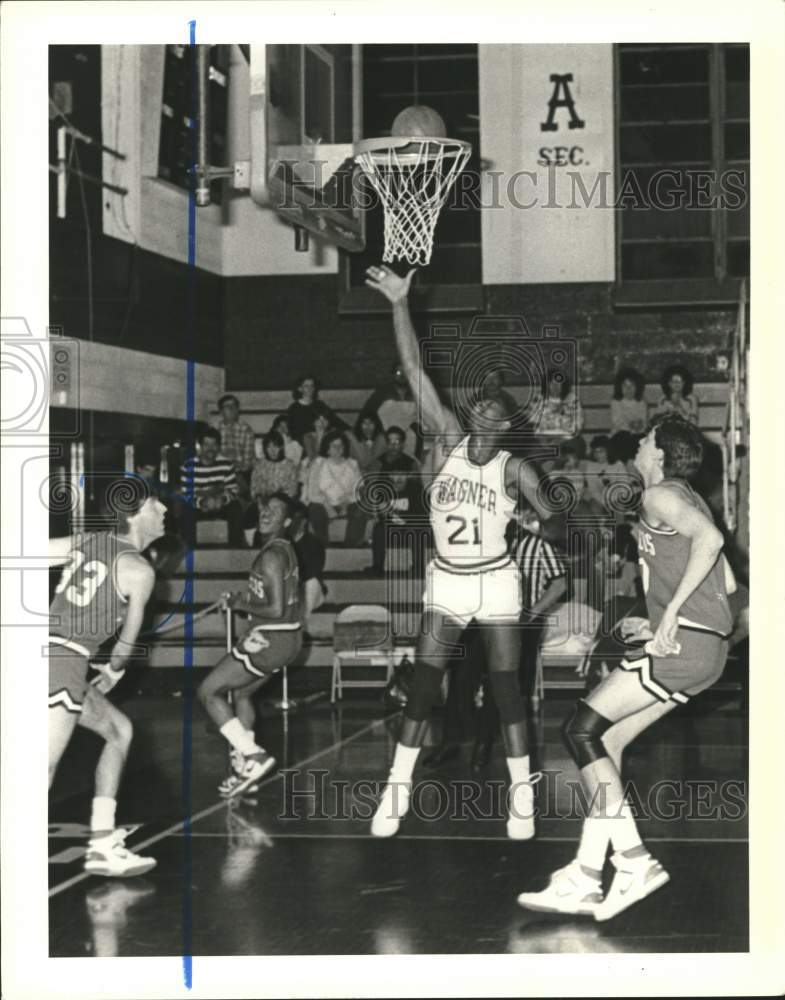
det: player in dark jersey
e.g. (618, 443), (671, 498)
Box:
(517, 414), (736, 920)
(198, 492), (303, 798)
(49, 483), (167, 877)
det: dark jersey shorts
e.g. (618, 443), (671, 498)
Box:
(619, 626), (728, 704)
(48, 639), (90, 713)
(231, 625), (303, 678)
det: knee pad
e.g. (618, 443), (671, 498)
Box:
(488, 670), (526, 725)
(562, 700), (613, 769)
(404, 661), (446, 722)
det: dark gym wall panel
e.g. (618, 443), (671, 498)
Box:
(222, 273), (737, 391)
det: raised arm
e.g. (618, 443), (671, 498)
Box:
(365, 266), (457, 437)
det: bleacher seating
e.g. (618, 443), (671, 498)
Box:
(212, 382), (730, 445)
(145, 380), (731, 682)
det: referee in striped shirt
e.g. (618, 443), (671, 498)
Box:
(511, 508), (567, 677)
(470, 509), (567, 769)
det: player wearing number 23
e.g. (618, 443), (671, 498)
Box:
(48, 486), (167, 877)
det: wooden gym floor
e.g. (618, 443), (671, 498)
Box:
(48, 687), (747, 957)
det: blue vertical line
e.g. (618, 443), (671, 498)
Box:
(181, 15), (197, 992)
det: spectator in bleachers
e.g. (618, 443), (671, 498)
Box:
(271, 414), (303, 469)
(610, 367), (648, 435)
(583, 434), (630, 513)
(609, 429), (646, 482)
(215, 394), (255, 496)
(286, 374), (346, 444)
(367, 469), (428, 578)
(549, 439), (590, 506)
(652, 363), (700, 424)
(178, 427), (244, 547)
(363, 363), (420, 459)
(533, 368), (584, 440)
(349, 411), (387, 474)
(289, 499), (327, 637)
(250, 431), (299, 502)
(303, 411), (334, 465)
(306, 430), (366, 546)
(371, 425), (421, 476)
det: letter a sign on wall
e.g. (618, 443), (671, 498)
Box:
(479, 45), (615, 284)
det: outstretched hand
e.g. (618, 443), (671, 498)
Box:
(365, 265), (416, 304)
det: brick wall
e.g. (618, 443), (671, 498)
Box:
(223, 274), (737, 391)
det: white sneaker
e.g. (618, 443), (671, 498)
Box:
(517, 860), (604, 916)
(594, 851), (670, 922)
(370, 778), (412, 837)
(507, 773), (541, 840)
(84, 828), (157, 878)
(222, 751), (276, 799)
(218, 750), (258, 797)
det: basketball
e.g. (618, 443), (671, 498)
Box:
(391, 104), (447, 138)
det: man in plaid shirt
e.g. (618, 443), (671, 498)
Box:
(215, 394), (256, 494)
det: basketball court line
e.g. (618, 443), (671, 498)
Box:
(48, 715), (390, 898)
(162, 832), (748, 844)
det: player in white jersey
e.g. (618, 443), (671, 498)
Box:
(365, 265), (553, 840)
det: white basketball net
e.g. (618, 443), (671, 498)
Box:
(355, 139), (472, 266)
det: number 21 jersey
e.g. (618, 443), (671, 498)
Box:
(429, 437), (516, 569)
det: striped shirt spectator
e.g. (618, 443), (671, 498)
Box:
(177, 427), (245, 546)
(180, 453), (239, 509)
(216, 394), (256, 474)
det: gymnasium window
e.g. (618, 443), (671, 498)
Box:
(158, 44), (229, 204)
(346, 44), (482, 308)
(615, 43), (749, 304)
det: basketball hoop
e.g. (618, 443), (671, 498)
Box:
(354, 136), (472, 267)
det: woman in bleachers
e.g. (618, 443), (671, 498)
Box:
(306, 430), (366, 546)
(610, 367), (648, 435)
(250, 431), (299, 502)
(303, 412), (333, 465)
(533, 368), (584, 442)
(609, 429), (645, 481)
(349, 411), (387, 474)
(652, 363), (700, 424)
(583, 434), (632, 514)
(271, 414), (304, 469)
(286, 374), (347, 444)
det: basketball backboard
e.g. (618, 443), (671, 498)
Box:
(249, 43), (365, 252)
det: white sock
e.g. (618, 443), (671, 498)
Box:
(576, 816), (611, 875)
(389, 743), (420, 782)
(90, 796), (117, 836)
(608, 798), (644, 854)
(220, 718), (261, 756)
(506, 754), (531, 786)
